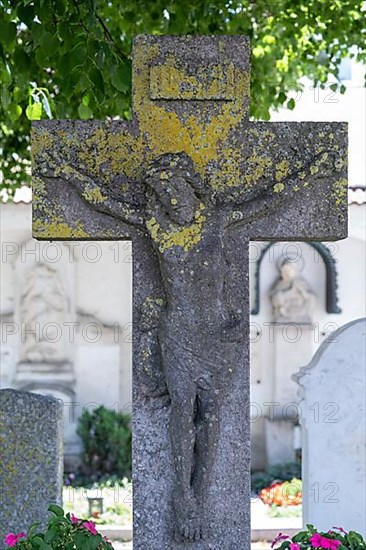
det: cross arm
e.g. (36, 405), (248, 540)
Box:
(223, 121), (348, 241)
(32, 120), (146, 241)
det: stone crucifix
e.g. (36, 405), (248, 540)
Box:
(32, 36), (348, 550)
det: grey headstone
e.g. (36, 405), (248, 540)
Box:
(0, 389), (63, 544)
(294, 318), (366, 535)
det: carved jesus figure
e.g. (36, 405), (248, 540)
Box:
(143, 153), (247, 542)
(41, 146), (340, 543)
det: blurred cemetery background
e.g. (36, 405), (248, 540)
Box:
(1, 54), (365, 546)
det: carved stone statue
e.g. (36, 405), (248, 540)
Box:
(20, 264), (68, 363)
(270, 259), (316, 323)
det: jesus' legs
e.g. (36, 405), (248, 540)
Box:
(169, 384), (201, 542)
(192, 389), (222, 539)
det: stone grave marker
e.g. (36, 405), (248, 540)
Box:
(0, 389), (63, 544)
(32, 35), (348, 549)
(294, 318), (366, 535)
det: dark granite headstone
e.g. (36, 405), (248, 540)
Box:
(32, 35), (348, 549)
(0, 389), (63, 545)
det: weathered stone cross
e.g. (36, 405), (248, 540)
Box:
(32, 36), (348, 550)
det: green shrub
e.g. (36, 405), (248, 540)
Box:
(267, 461), (301, 481)
(251, 471), (273, 494)
(77, 406), (131, 480)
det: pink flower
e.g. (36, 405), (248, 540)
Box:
(310, 533), (342, 549)
(310, 533), (324, 547)
(70, 513), (80, 524)
(82, 521), (98, 535)
(272, 532), (290, 547)
(4, 532), (26, 547)
(290, 543), (301, 550)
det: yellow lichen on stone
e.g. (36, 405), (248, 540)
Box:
(261, 130), (276, 142)
(150, 61), (235, 100)
(32, 129), (54, 158)
(78, 127), (144, 183)
(275, 160), (289, 182)
(273, 182), (285, 193)
(32, 177), (47, 212)
(150, 63), (181, 98)
(160, 171), (171, 180)
(54, 165), (107, 204)
(33, 217), (89, 239)
(334, 158), (347, 171)
(211, 148), (243, 189)
(144, 296), (165, 308)
(133, 40), (250, 188)
(243, 152), (272, 188)
(332, 178), (348, 205)
(82, 187), (107, 204)
(146, 204), (206, 252)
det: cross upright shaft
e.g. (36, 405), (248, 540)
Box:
(33, 35), (348, 550)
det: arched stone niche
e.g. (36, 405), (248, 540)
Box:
(251, 242), (341, 316)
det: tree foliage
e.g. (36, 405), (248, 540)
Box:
(1, 0), (365, 199)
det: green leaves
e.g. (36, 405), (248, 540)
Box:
(48, 504), (64, 517)
(1, 0), (366, 199)
(26, 102), (42, 120)
(14, 49), (31, 73)
(0, 21), (17, 44)
(8, 102), (22, 120)
(111, 62), (131, 93)
(16, 3), (35, 27)
(89, 67), (105, 95)
(25, 86), (53, 120)
(78, 103), (93, 119)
